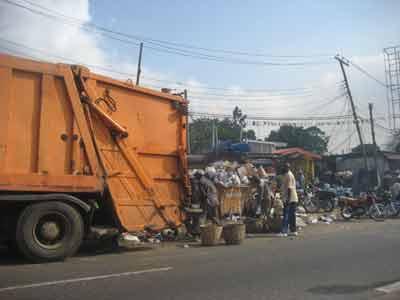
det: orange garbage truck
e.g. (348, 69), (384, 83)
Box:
(0, 53), (191, 261)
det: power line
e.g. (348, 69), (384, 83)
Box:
(188, 93), (346, 108)
(347, 58), (387, 88)
(1, 0), (334, 67)
(301, 93), (346, 115)
(330, 130), (356, 153)
(1, 38), (389, 132)
(14, 0), (335, 60)
(1, 40), (344, 115)
(0, 37), (143, 79)
(187, 88), (326, 98)
(0, 37), (340, 100)
(142, 75), (341, 93)
(327, 97), (349, 142)
(190, 111), (355, 121)
(188, 93), (315, 102)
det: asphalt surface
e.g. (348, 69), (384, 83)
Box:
(1, 219), (400, 300)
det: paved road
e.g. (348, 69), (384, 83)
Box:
(0, 219), (400, 300)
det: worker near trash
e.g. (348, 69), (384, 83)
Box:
(200, 172), (220, 224)
(279, 163), (299, 237)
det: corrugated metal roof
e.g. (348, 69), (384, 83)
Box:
(273, 147), (322, 160)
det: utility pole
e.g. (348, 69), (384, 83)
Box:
(335, 55), (369, 172)
(136, 42), (143, 85)
(369, 103), (380, 187)
(211, 119), (216, 150)
(184, 89), (190, 154)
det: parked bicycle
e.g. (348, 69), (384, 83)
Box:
(369, 190), (400, 219)
(298, 186), (335, 213)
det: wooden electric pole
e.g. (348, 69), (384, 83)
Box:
(369, 103), (380, 186)
(136, 42), (143, 86)
(335, 55), (369, 172)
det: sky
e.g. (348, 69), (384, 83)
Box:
(0, 0), (399, 153)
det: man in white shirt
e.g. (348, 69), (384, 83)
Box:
(279, 163), (299, 237)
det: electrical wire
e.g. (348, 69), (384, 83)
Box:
(1, 0), (334, 67)
(302, 93), (346, 115)
(142, 75), (342, 94)
(0, 37), (145, 79)
(0, 37), (341, 102)
(330, 130), (356, 153)
(190, 111), (355, 121)
(326, 95), (349, 142)
(15, 0), (335, 60)
(0, 40), (348, 117)
(347, 58), (387, 88)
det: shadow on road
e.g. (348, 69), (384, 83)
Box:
(308, 279), (399, 295)
(0, 239), (154, 266)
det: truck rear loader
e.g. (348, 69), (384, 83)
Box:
(0, 53), (191, 262)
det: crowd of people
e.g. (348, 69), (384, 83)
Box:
(189, 161), (304, 237)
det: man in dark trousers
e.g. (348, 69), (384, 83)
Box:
(279, 163), (299, 237)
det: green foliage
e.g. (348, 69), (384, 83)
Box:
(246, 129), (256, 140)
(189, 106), (256, 153)
(189, 118), (213, 153)
(266, 125), (329, 154)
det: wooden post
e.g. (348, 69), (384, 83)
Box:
(136, 42), (143, 86)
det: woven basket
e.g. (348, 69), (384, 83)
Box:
(200, 224), (223, 246)
(222, 223), (246, 245)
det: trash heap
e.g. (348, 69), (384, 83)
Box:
(266, 193), (339, 233)
(190, 160), (267, 187)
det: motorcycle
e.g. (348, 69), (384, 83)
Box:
(339, 192), (383, 221)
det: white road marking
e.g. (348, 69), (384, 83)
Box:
(376, 281), (400, 293)
(0, 267), (172, 293)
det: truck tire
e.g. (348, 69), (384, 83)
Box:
(16, 201), (84, 262)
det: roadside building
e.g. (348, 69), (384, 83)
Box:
(273, 147), (322, 183)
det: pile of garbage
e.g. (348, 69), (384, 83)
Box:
(335, 170), (353, 180)
(190, 160), (268, 187)
(117, 227), (188, 249)
(295, 204), (337, 229)
(265, 195), (338, 233)
(320, 183), (353, 198)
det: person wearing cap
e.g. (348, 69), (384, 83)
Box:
(279, 163), (299, 237)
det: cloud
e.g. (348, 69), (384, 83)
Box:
(0, 0), (392, 153)
(0, 0), (106, 66)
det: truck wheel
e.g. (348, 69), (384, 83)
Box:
(16, 202), (84, 262)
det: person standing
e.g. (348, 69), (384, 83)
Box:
(279, 163), (299, 237)
(200, 173), (220, 224)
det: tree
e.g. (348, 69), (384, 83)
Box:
(267, 125), (329, 154)
(189, 107), (256, 153)
(232, 106), (246, 129)
(189, 118), (213, 153)
(246, 129), (256, 140)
